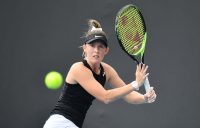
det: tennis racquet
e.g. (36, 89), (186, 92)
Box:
(115, 4), (151, 92)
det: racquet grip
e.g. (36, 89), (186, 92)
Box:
(144, 77), (150, 92)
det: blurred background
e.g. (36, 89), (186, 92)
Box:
(0, 0), (200, 128)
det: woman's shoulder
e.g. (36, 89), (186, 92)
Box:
(101, 62), (110, 68)
(66, 61), (91, 84)
(67, 61), (92, 79)
(70, 61), (84, 69)
(71, 61), (82, 66)
(101, 62), (116, 72)
(70, 61), (90, 72)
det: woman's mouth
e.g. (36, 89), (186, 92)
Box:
(93, 55), (99, 59)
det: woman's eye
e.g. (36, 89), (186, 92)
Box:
(89, 44), (95, 47)
(99, 45), (104, 48)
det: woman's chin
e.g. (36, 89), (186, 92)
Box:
(91, 58), (102, 63)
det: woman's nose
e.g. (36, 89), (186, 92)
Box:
(94, 46), (99, 52)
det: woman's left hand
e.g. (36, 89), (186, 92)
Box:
(144, 87), (157, 103)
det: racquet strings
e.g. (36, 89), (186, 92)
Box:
(116, 5), (146, 56)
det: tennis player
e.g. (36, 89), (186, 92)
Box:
(43, 19), (157, 128)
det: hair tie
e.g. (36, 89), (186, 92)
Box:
(91, 26), (103, 32)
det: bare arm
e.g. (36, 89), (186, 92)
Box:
(108, 65), (157, 104)
(67, 63), (147, 104)
(124, 86), (157, 104)
(107, 64), (146, 104)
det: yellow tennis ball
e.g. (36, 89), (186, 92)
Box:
(44, 71), (63, 90)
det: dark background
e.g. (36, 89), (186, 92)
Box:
(1, 0), (200, 128)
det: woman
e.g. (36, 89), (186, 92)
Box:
(43, 19), (157, 128)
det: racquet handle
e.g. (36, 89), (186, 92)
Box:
(144, 77), (150, 93)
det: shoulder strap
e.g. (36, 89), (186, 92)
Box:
(99, 63), (105, 76)
(82, 59), (105, 76)
(82, 59), (106, 86)
(82, 59), (93, 71)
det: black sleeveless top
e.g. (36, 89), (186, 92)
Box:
(51, 60), (106, 128)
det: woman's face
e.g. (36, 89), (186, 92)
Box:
(83, 41), (109, 64)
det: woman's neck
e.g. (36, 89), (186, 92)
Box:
(85, 59), (101, 74)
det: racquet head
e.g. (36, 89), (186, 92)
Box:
(115, 4), (147, 64)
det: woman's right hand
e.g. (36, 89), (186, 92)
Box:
(135, 63), (149, 87)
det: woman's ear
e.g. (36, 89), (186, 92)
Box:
(82, 44), (86, 52)
(105, 47), (109, 55)
(82, 44), (87, 57)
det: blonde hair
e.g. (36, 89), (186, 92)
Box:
(80, 19), (107, 58)
(87, 19), (104, 35)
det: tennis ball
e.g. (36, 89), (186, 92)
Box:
(44, 71), (63, 90)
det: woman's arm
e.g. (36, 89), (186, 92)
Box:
(106, 63), (156, 104)
(67, 63), (147, 104)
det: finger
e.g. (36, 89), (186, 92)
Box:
(150, 88), (155, 97)
(150, 95), (156, 103)
(143, 65), (149, 73)
(149, 89), (155, 98)
(145, 91), (151, 98)
(146, 88), (155, 98)
(144, 73), (150, 78)
(148, 94), (157, 102)
(144, 94), (148, 100)
(141, 63), (145, 71)
(148, 92), (154, 98)
(149, 88), (154, 95)
(149, 99), (155, 103)
(145, 87), (153, 95)
(136, 64), (140, 72)
(143, 63), (148, 70)
(139, 63), (142, 71)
